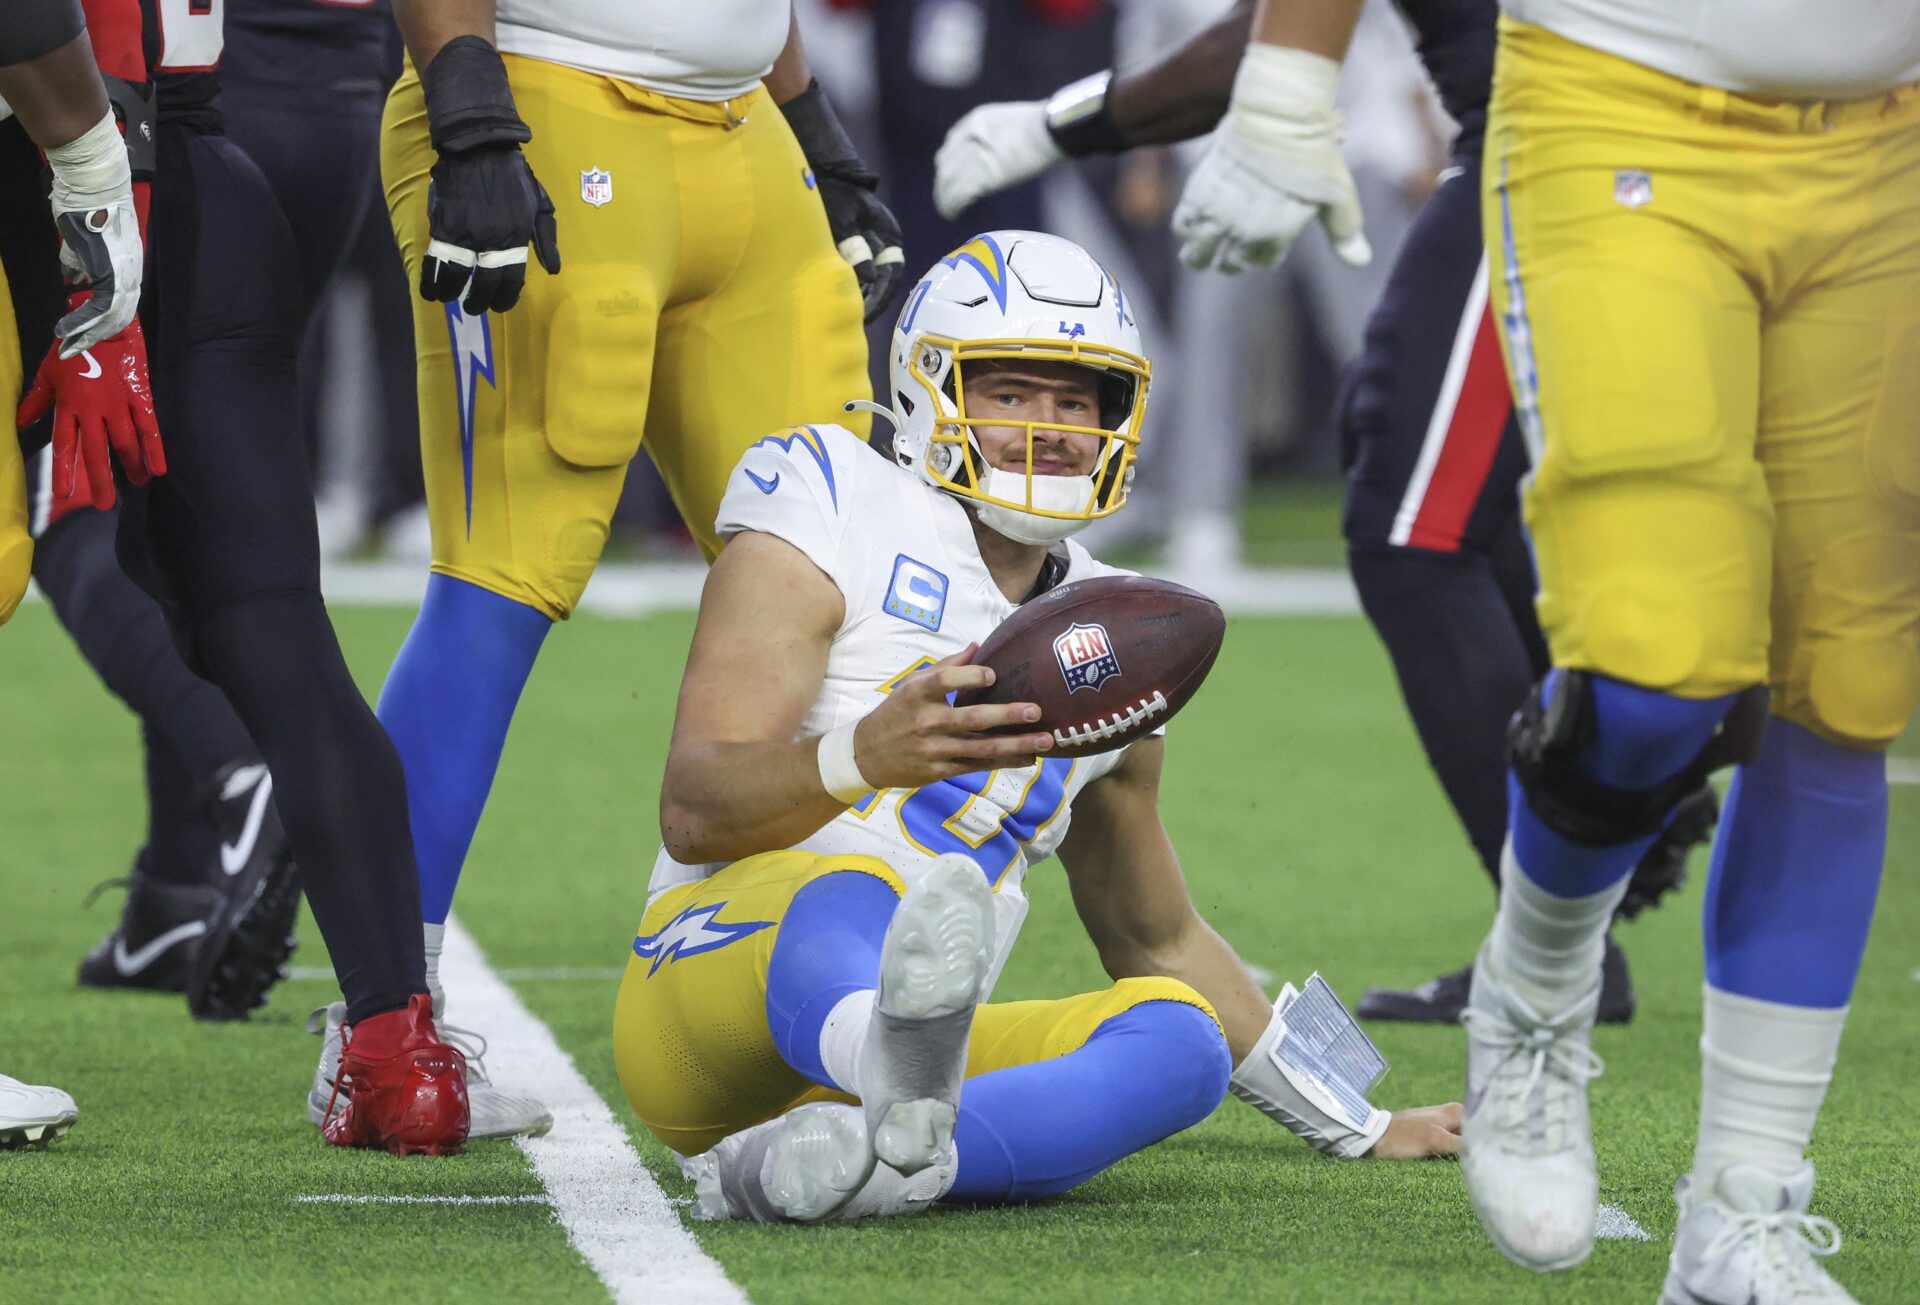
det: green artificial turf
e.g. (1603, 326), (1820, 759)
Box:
(1, 598), (1915, 1304)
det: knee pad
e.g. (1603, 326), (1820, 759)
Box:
(1786, 636), (1920, 750)
(1511, 671), (1768, 846)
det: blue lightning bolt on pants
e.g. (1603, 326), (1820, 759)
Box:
(378, 574), (551, 924)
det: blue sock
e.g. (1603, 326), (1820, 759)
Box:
(763, 870), (899, 1087)
(1510, 673), (1734, 898)
(1705, 718), (1886, 1009)
(376, 574), (550, 925)
(948, 1000), (1231, 1204)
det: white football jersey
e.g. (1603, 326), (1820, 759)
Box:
(495, 0), (789, 101)
(647, 424), (1142, 987)
(1503, 0), (1920, 99)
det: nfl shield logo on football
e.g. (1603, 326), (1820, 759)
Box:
(1613, 168), (1652, 209)
(580, 167), (613, 208)
(1054, 622), (1122, 694)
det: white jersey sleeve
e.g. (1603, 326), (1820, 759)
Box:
(714, 425), (873, 611)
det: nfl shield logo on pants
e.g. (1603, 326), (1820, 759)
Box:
(580, 167), (613, 208)
(1613, 169), (1652, 209)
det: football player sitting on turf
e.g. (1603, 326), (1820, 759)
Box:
(611, 232), (1461, 1223)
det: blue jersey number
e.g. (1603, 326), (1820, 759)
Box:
(896, 758), (1074, 885)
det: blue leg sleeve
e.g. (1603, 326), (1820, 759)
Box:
(949, 1000), (1231, 1205)
(1704, 718), (1887, 1009)
(763, 870), (900, 1088)
(376, 574), (550, 925)
(1510, 673), (1734, 898)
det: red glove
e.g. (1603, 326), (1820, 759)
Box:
(16, 295), (165, 512)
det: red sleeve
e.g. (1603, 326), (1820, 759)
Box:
(79, 0), (146, 83)
(1025, 0), (1105, 27)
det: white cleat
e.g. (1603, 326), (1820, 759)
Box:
(0, 1073), (79, 1148)
(685, 1103), (954, 1223)
(1459, 948), (1604, 1272)
(1660, 1163), (1855, 1304)
(858, 853), (995, 1175)
(307, 1003), (553, 1140)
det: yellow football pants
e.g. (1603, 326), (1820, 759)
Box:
(612, 849), (1218, 1156)
(0, 258), (30, 626)
(383, 57), (870, 618)
(1485, 20), (1920, 748)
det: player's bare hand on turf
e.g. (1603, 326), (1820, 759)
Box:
(1368, 1102), (1462, 1159)
(851, 644), (1053, 787)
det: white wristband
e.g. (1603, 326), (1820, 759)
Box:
(816, 721), (874, 805)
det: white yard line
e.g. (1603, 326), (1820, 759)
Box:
(296, 1194), (554, 1206)
(301, 561), (1364, 619)
(1596, 1203), (1653, 1242)
(440, 917), (747, 1305)
(287, 965), (624, 983)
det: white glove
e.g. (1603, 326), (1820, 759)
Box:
(46, 111), (144, 356)
(933, 99), (1064, 220)
(1173, 43), (1371, 275)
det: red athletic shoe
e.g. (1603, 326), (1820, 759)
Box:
(319, 994), (469, 1156)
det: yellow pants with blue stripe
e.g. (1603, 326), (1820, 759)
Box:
(0, 257), (29, 626)
(1485, 20), (1920, 747)
(613, 849), (1218, 1157)
(383, 56), (870, 618)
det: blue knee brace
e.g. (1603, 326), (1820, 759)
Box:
(1509, 673), (1739, 898)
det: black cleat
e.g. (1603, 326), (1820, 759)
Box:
(78, 856), (219, 994)
(1357, 935), (1637, 1026)
(186, 761), (301, 1021)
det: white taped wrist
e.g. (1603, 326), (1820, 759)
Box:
(1228, 43), (1343, 138)
(816, 721), (874, 804)
(47, 112), (131, 215)
(1230, 1004), (1389, 1158)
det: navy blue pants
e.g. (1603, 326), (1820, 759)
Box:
(1338, 156), (1548, 882)
(108, 122), (426, 1023)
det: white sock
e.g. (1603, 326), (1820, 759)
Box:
(1484, 841), (1628, 1015)
(1692, 985), (1845, 1184)
(818, 989), (875, 1093)
(423, 922), (446, 1021)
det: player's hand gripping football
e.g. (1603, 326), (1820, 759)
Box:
(850, 645), (1055, 788)
(781, 80), (905, 322)
(417, 35), (560, 314)
(1172, 43), (1371, 275)
(1370, 1102), (1462, 1159)
(17, 293), (163, 512)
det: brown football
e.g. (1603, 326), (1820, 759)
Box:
(954, 575), (1226, 759)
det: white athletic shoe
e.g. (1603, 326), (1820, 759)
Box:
(1459, 947), (1604, 1272)
(685, 1103), (954, 1223)
(1659, 1163), (1855, 1304)
(307, 1003), (553, 1140)
(858, 853), (995, 1175)
(0, 1074), (78, 1148)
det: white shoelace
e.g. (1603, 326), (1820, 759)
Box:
(1464, 1009), (1605, 1137)
(438, 1023), (494, 1086)
(1701, 1209), (1844, 1297)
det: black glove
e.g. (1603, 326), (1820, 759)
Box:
(780, 80), (904, 323)
(418, 36), (560, 314)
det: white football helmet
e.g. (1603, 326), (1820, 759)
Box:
(873, 230), (1150, 545)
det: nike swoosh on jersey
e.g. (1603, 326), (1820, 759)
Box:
(744, 469), (780, 495)
(114, 920), (208, 976)
(221, 771), (275, 876)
